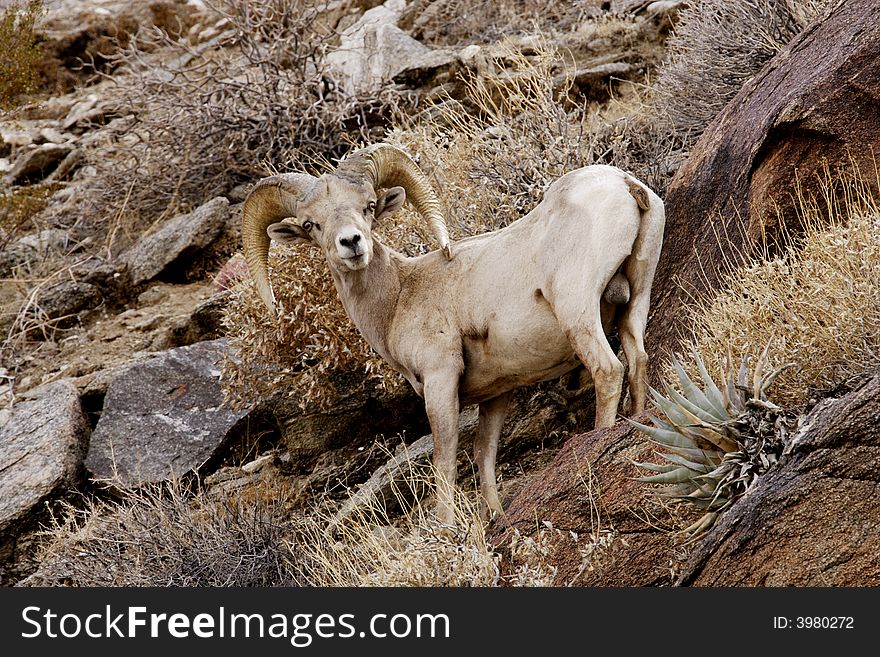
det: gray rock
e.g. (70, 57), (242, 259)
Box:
(6, 143), (74, 183)
(327, 434), (434, 534)
(0, 229), (70, 278)
(0, 379), (88, 534)
(280, 372), (430, 473)
(84, 339), (249, 487)
(123, 197), (230, 286)
(32, 280), (102, 321)
(61, 93), (106, 131)
(326, 0), (456, 93)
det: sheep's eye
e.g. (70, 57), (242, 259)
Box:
(302, 220), (313, 231)
(366, 201), (376, 213)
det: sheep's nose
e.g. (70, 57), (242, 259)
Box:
(338, 234), (361, 249)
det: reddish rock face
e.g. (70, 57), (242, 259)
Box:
(486, 415), (692, 587)
(679, 369), (880, 587)
(646, 0), (880, 380)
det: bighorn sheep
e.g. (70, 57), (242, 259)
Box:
(242, 144), (665, 525)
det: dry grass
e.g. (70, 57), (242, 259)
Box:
(30, 476), (300, 587)
(679, 165), (880, 405)
(654, 0), (831, 143)
(292, 460), (566, 587)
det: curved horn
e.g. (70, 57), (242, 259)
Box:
(338, 143), (451, 259)
(241, 172), (317, 312)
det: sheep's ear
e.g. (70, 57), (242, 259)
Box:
(267, 221), (311, 245)
(375, 186), (406, 221)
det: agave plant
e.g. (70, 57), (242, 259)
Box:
(631, 343), (797, 538)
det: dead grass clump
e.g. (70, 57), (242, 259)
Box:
(293, 462), (565, 587)
(0, 0), (43, 110)
(31, 478), (299, 587)
(655, 0), (831, 142)
(297, 503), (500, 587)
(681, 167), (880, 405)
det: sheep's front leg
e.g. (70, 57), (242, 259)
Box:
(422, 371), (461, 527)
(475, 391), (513, 521)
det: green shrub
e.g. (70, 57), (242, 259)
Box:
(0, 0), (43, 109)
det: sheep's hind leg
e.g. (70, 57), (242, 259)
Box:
(618, 302), (649, 415)
(562, 313), (624, 429)
(475, 391), (513, 522)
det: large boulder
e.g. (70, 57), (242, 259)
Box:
(84, 339), (249, 487)
(678, 369), (880, 586)
(646, 0), (880, 377)
(0, 379), (88, 573)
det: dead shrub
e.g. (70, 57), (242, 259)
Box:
(30, 477), (300, 587)
(83, 0), (392, 253)
(655, 0), (831, 143)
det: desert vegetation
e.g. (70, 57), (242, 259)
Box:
(3, 0), (878, 587)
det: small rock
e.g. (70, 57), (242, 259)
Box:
(211, 254), (248, 291)
(327, 434), (434, 534)
(16, 228), (70, 253)
(32, 280), (102, 321)
(37, 127), (70, 144)
(241, 453), (276, 474)
(137, 285), (170, 306)
(326, 0), (456, 94)
(61, 94), (104, 131)
(123, 197), (230, 286)
(6, 143), (74, 184)
(0, 229), (70, 278)
(84, 339), (249, 487)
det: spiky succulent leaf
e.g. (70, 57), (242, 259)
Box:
(656, 452), (714, 474)
(690, 343), (729, 418)
(662, 444), (725, 464)
(635, 467), (701, 485)
(663, 380), (726, 425)
(626, 418), (699, 450)
(629, 460), (680, 474)
(633, 342), (797, 541)
(672, 355), (728, 423)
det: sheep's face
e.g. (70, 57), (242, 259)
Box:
(267, 175), (405, 272)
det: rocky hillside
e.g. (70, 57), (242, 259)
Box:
(1, 0), (878, 587)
